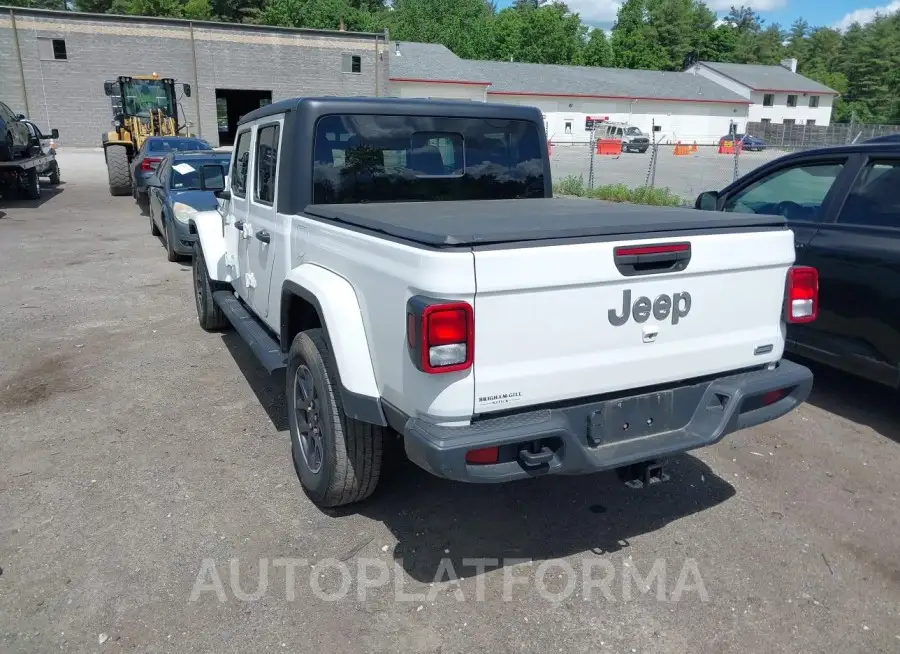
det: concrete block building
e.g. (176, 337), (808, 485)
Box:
(0, 7), (389, 147)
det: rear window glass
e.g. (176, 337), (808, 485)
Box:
(169, 160), (227, 190)
(312, 114), (545, 204)
(149, 138), (211, 153)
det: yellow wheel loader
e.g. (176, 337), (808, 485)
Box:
(101, 74), (192, 196)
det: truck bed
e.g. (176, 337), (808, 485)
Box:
(0, 153), (56, 171)
(304, 198), (786, 247)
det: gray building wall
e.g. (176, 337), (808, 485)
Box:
(0, 7), (389, 147)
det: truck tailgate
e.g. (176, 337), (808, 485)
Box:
(472, 229), (795, 414)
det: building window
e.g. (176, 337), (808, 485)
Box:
(783, 119), (796, 126)
(806, 119), (816, 126)
(37, 38), (67, 61)
(809, 95), (820, 108)
(341, 54), (362, 74)
(787, 94), (798, 107)
(761, 118), (771, 124)
(763, 93), (774, 107)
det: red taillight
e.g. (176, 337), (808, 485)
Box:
(406, 300), (474, 374)
(465, 446), (498, 465)
(428, 308), (468, 345)
(141, 157), (161, 172)
(761, 389), (787, 406)
(786, 266), (818, 324)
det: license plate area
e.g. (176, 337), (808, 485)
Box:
(588, 390), (677, 446)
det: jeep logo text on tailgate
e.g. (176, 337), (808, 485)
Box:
(608, 289), (691, 326)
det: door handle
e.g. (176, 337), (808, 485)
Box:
(233, 220), (244, 231)
(255, 230), (270, 244)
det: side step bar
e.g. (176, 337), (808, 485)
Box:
(212, 290), (287, 373)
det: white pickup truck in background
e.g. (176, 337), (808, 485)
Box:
(189, 97), (816, 508)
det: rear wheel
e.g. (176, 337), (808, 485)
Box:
(288, 329), (384, 508)
(105, 145), (131, 196)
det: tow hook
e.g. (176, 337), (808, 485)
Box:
(617, 459), (670, 489)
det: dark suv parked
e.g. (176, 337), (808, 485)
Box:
(695, 141), (900, 387)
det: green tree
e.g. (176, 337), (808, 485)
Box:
(610, 0), (666, 69)
(6, 0), (67, 8)
(387, 0), (494, 59)
(74, 0), (116, 12)
(577, 28), (613, 67)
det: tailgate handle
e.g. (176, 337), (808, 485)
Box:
(614, 242), (691, 277)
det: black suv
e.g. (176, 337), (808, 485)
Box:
(696, 142), (900, 387)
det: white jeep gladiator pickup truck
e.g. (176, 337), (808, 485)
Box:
(189, 97), (816, 508)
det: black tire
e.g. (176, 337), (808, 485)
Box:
(192, 242), (229, 331)
(164, 218), (179, 262)
(106, 144), (131, 197)
(24, 169), (40, 200)
(288, 329), (384, 508)
(47, 161), (60, 185)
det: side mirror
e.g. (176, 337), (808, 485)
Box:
(16, 113), (25, 120)
(146, 174), (162, 188)
(214, 189), (231, 201)
(103, 81), (116, 96)
(201, 164), (226, 191)
(183, 83), (192, 98)
(695, 190), (720, 211)
(50, 128), (59, 139)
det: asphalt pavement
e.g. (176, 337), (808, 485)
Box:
(1, 150), (898, 653)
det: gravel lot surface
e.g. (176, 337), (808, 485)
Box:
(1, 149), (898, 653)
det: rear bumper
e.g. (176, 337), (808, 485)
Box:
(133, 170), (153, 193)
(403, 360), (812, 483)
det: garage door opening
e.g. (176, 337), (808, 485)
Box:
(215, 89), (272, 146)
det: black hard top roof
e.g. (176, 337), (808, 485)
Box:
(304, 197), (785, 248)
(146, 135), (208, 142)
(167, 150), (229, 158)
(773, 141), (900, 158)
(238, 96), (543, 126)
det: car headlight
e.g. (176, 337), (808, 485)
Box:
(172, 202), (198, 225)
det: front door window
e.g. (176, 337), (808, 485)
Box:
(723, 161), (846, 222)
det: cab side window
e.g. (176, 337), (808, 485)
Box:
(722, 161), (845, 221)
(231, 130), (252, 198)
(838, 160), (900, 228)
(254, 124), (280, 205)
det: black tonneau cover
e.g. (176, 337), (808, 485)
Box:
(304, 198), (786, 247)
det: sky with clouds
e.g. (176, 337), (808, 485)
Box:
(495, 0), (900, 32)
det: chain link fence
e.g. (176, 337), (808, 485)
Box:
(551, 139), (813, 205)
(746, 120), (900, 148)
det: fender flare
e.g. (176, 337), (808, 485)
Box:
(282, 266), (386, 427)
(189, 211), (233, 283)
